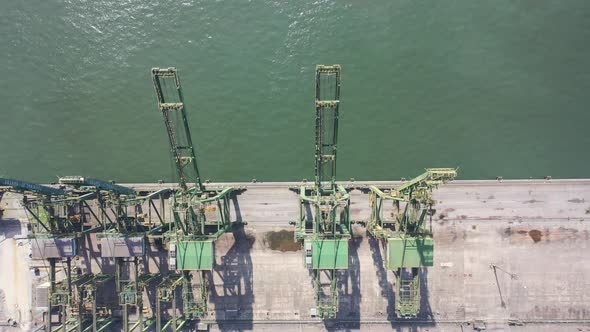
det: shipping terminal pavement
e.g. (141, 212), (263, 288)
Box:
(0, 179), (589, 332)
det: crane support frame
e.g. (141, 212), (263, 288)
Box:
(295, 65), (349, 318)
(366, 168), (456, 318)
(2, 177), (168, 332)
(151, 67), (238, 325)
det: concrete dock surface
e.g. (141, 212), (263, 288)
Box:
(1, 179), (589, 331)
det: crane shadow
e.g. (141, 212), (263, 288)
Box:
(324, 232), (362, 331)
(210, 223), (254, 332)
(0, 219), (22, 242)
(419, 268), (434, 321)
(367, 233), (395, 321)
(367, 232), (435, 332)
(389, 269), (435, 332)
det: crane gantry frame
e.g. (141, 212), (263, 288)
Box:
(366, 168), (456, 317)
(0, 176), (169, 332)
(151, 67), (237, 329)
(294, 65), (351, 318)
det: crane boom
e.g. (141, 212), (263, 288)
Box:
(295, 65), (350, 318)
(0, 177), (67, 196)
(58, 176), (136, 195)
(150, 66), (237, 322)
(394, 168), (457, 200)
(151, 67), (203, 192)
(314, 65), (341, 193)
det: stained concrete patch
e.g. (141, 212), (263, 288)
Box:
(502, 227), (585, 244)
(264, 230), (301, 252)
(529, 230), (543, 243)
(504, 227), (513, 237)
(523, 199), (543, 204)
(0, 289), (5, 313)
(568, 198), (585, 203)
(243, 231), (256, 248)
(439, 208), (455, 220)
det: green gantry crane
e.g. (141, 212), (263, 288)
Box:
(59, 176), (169, 332)
(0, 177), (132, 332)
(294, 65), (351, 318)
(1, 177), (95, 332)
(151, 67), (235, 330)
(366, 168), (456, 318)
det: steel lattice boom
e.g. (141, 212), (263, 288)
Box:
(152, 67), (203, 192)
(314, 65), (341, 193)
(152, 67), (237, 325)
(294, 65), (350, 318)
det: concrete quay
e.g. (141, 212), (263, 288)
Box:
(0, 179), (589, 331)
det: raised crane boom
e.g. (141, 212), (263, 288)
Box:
(151, 67), (236, 324)
(151, 67), (203, 192)
(295, 65), (350, 319)
(315, 65), (341, 193)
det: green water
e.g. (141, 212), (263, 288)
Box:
(1, 1), (589, 183)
